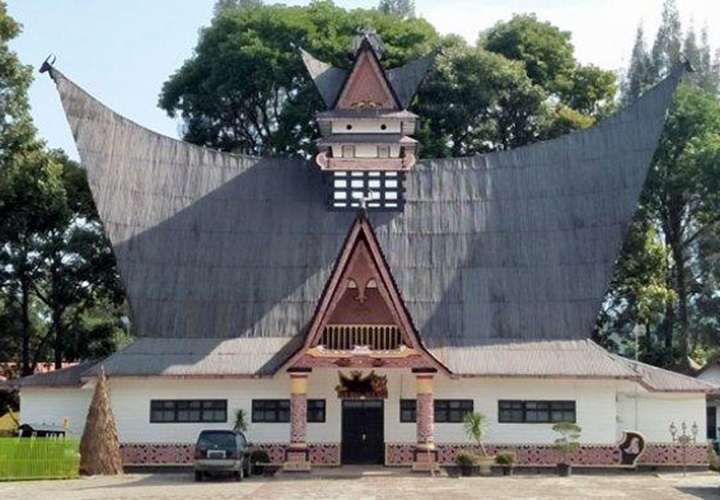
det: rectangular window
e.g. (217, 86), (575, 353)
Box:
(252, 399), (290, 423)
(150, 400), (227, 423)
(400, 399), (416, 423)
(342, 146), (355, 158)
(399, 399), (473, 423)
(377, 146), (390, 158)
(435, 399), (474, 423)
(498, 400), (576, 424)
(307, 399), (326, 423)
(329, 171), (404, 211)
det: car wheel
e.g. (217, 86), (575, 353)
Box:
(195, 471), (203, 482)
(234, 470), (243, 482)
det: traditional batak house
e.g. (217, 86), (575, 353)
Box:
(17, 31), (714, 471)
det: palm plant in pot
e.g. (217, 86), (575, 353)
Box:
(552, 422), (581, 477)
(463, 412), (494, 476)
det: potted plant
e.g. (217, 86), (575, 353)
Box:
(552, 422), (581, 477)
(464, 412), (494, 476)
(233, 409), (248, 433)
(495, 451), (516, 476)
(454, 451), (476, 477)
(250, 449), (271, 476)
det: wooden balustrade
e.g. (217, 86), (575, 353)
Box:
(321, 325), (403, 351)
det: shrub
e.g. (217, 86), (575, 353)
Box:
(709, 443), (719, 472)
(454, 451), (477, 468)
(251, 449), (270, 465)
(495, 451), (516, 466)
(552, 421), (582, 465)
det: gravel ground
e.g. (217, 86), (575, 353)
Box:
(0, 469), (717, 499)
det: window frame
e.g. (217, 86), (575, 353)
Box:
(498, 400), (576, 424)
(252, 399), (291, 423)
(398, 399), (474, 423)
(307, 399), (326, 423)
(400, 399), (416, 423)
(149, 399), (227, 424)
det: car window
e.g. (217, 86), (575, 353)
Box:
(197, 432), (236, 449)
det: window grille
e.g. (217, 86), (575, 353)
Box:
(328, 171), (404, 210)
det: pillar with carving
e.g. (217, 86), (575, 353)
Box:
(412, 367), (439, 471)
(284, 368), (312, 471)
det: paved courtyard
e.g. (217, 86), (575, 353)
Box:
(0, 469), (717, 500)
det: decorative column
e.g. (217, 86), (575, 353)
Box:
(284, 368), (312, 471)
(412, 368), (438, 472)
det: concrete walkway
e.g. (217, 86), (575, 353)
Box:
(0, 471), (717, 499)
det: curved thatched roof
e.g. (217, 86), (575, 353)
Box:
(47, 66), (681, 375)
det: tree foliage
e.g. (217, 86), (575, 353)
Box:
(0, 1), (128, 375)
(602, 0), (720, 368)
(378, 0), (415, 19)
(160, 1), (438, 157)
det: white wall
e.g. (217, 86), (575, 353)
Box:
(617, 388), (707, 442)
(332, 120), (401, 134)
(19, 371), (706, 447)
(109, 377), (292, 444)
(20, 387), (93, 437)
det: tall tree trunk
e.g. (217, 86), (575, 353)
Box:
(20, 273), (32, 376)
(53, 309), (64, 369)
(670, 240), (689, 363)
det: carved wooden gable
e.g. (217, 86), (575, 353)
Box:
(286, 213), (448, 373)
(335, 49), (398, 110)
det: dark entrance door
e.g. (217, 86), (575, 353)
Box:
(342, 399), (384, 464)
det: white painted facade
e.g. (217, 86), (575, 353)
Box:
(616, 387), (707, 442)
(19, 368), (707, 447)
(331, 120), (402, 134)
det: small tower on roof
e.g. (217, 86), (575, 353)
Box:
(301, 29), (433, 210)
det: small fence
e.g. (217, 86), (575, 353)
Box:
(0, 438), (80, 480)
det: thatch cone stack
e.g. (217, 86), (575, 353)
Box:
(79, 367), (123, 475)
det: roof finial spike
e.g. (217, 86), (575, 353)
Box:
(39, 54), (57, 78)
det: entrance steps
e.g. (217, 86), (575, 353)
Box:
(276, 465), (447, 479)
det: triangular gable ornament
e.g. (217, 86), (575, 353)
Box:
(286, 212), (448, 373)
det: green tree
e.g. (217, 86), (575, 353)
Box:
(650, 0), (682, 79)
(416, 38), (551, 156)
(622, 24), (653, 104)
(159, 1), (438, 157)
(0, 2), (128, 373)
(378, 0), (415, 19)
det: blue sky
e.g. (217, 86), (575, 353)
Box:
(6, 0), (719, 160)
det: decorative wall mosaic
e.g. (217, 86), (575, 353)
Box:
(120, 441), (707, 468)
(120, 442), (341, 466)
(385, 442), (708, 467)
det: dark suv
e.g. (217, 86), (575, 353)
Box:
(193, 430), (250, 481)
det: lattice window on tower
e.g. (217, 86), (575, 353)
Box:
(328, 171), (404, 211)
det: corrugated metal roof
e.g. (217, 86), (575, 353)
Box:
(86, 337), (302, 378)
(316, 109), (418, 120)
(45, 66), (682, 377)
(14, 361), (97, 388)
(612, 356), (716, 393)
(431, 339), (638, 378)
(316, 134), (417, 145)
